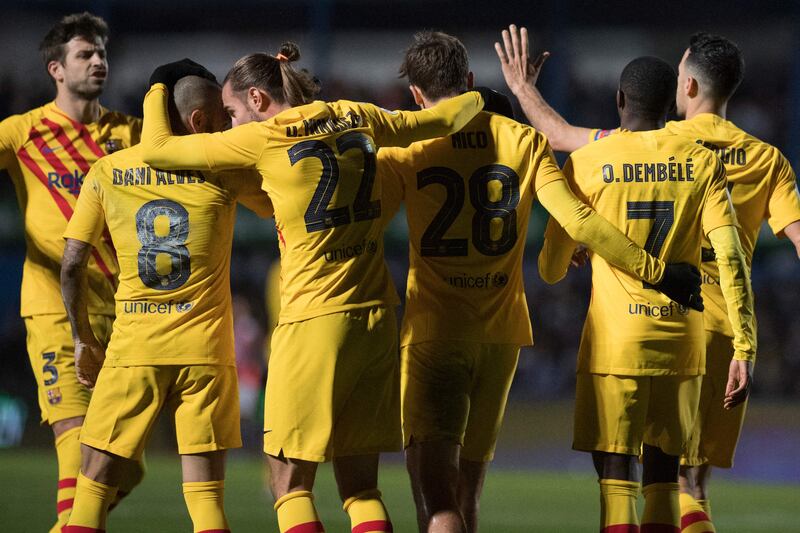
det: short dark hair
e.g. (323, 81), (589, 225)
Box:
(39, 12), (109, 66)
(224, 42), (320, 107)
(685, 32), (744, 100)
(619, 56), (677, 119)
(399, 31), (469, 100)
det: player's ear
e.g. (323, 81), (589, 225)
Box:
(47, 60), (64, 84)
(409, 85), (425, 109)
(248, 87), (271, 112)
(686, 76), (699, 99)
(466, 71), (474, 90)
(616, 89), (625, 112)
(188, 108), (207, 134)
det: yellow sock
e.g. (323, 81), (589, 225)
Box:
(343, 489), (392, 533)
(182, 480), (230, 533)
(679, 493), (715, 532)
(696, 499), (711, 519)
(599, 479), (640, 532)
(64, 472), (117, 532)
(642, 482), (680, 532)
(51, 427), (82, 532)
(274, 490), (324, 533)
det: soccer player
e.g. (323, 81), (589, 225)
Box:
(60, 71), (273, 533)
(138, 46), (489, 533)
(0, 12), (143, 530)
(497, 26), (800, 531)
(378, 32), (708, 533)
(537, 56), (756, 532)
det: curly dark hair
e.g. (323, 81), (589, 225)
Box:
(685, 32), (745, 100)
(619, 56), (677, 119)
(399, 31), (469, 100)
(39, 12), (109, 67)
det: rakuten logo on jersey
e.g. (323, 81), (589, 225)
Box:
(47, 170), (84, 195)
(445, 272), (509, 289)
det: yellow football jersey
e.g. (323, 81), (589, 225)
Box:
(64, 144), (272, 366)
(665, 114), (800, 336)
(141, 84), (484, 324)
(0, 102), (140, 316)
(551, 130), (735, 375)
(378, 111), (563, 346)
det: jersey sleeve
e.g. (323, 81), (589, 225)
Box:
(360, 92), (483, 148)
(63, 165), (106, 247)
(701, 158), (737, 236)
(529, 132), (565, 192)
(537, 163), (665, 285)
(0, 114), (27, 170)
(141, 84), (265, 171)
(766, 152), (800, 235)
(376, 147), (408, 223)
(231, 170), (274, 218)
(538, 216), (577, 284)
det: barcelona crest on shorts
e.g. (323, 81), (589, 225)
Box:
(47, 387), (62, 405)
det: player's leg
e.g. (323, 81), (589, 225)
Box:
(66, 365), (166, 530)
(679, 331), (741, 532)
(574, 373), (648, 532)
(641, 375), (702, 533)
(402, 341), (473, 532)
(268, 455), (323, 533)
(332, 306), (400, 533)
(173, 364), (242, 533)
(456, 343), (520, 533)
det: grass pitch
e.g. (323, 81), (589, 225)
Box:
(1, 449), (799, 532)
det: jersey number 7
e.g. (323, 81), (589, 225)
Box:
(626, 200), (675, 287)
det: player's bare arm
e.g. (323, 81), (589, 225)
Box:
(495, 24), (592, 153)
(783, 220), (800, 259)
(61, 237), (105, 388)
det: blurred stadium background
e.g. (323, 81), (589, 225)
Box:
(1, 0), (799, 530)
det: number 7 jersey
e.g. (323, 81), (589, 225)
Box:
(64, 144), (272, 366)
(560, 129), (735, 375)
(378, 112), (564, 346)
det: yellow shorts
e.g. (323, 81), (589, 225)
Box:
(264, 306), (400, 462)
(682, 331), (746, 468)
(81, 364), (241, 460)
(401, 341), (519, 462)
(573, 372), (701, 457)
(25, 313), (113, 424)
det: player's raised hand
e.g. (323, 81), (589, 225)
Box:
(654, 262), (704, 311)
(724, 359), (753, 409)
(494, 25), (550, 94)
(75, 339), (106, 389)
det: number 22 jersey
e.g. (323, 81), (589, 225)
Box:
(64, 144), (272, 366)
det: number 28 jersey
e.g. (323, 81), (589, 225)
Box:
(378, 112), (563, 346)
(64, 144), (272, 366)
(564, 130), (735, 375)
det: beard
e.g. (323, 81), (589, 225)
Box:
(67, 77), (105, 100)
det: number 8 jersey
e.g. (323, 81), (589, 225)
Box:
(378, 112), (564, 347)
(551, 129), (735, 375)
(64, 144), (272, 366)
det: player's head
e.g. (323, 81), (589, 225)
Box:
(39, 12), (109, 100)
(170, 75), (228, 136)
(676, 32), (744, 117)
(222, 42), (320, 127)
(399, 30), (473, 108)
(617, 56), (677, 122)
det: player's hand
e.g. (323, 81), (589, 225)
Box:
(724, 359), (753, 409)
(654, 262), (703, 311)
(149, 58), (217, 91)
(494, 24), (550, 95)
(471, 86), (515, 119)
(571, 245), (589, 268)
(74, 339), (106, 389)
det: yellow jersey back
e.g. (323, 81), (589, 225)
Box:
(378, 111), (563, 346)
(565, 129), (735, 375)
(65, 144), (271, 366)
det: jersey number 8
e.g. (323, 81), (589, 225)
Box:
(135, 199), (191, 290)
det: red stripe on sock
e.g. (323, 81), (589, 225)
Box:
(58, 478), (78, 489)
(640, 525), (679, 533)
(57, 498), (74, 513)
(602, 525), (640, 533)
(353, 520), (393, 533)
(285, 522), (325, 533)
(681, 510), (711, 529)
(62, 527), (105, 533)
